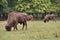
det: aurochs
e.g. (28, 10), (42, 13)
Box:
(44, 13), (56, 23)
(5, 11), (33, 31)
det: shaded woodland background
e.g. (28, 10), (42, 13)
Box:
(0, 0), (60, 20)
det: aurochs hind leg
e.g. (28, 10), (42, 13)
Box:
(22, 22), (27, 30)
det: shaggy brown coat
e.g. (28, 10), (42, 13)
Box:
(44, 14), (56, 23)
(5, 11), (33, 31)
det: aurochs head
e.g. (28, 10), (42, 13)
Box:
(5, 24), (11, 31)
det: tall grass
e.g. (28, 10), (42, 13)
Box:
(0, 21), (60, 40)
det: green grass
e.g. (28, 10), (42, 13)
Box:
(0, 21), (60, 40)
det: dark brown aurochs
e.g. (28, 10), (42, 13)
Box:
(5, 11), (33, 31)
(44, 13), (56, 23)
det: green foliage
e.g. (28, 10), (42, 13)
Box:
(0, 0), (60, 14)
(15, 0), (52, 13)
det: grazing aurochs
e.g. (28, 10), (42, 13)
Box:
(43, 13), (56, 23)
(5, 11), (33, 31)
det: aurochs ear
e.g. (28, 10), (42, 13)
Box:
(5, 25), (11, 31)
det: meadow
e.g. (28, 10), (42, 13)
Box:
(0, 20), (60, 40)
